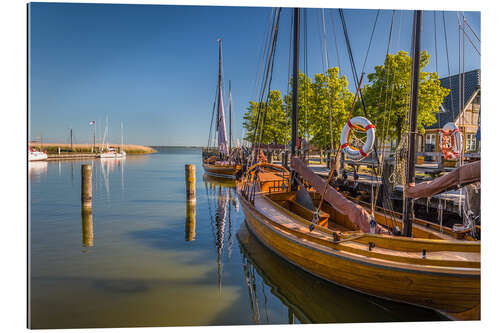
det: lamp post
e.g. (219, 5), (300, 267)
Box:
(89, 120), (96, 153)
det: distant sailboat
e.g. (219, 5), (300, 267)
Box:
(99, 119), (126, 158)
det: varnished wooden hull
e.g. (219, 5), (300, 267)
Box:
(202, 162), (241, 179)
(237, 223), (446, 323)
(238, 191), (480, 320)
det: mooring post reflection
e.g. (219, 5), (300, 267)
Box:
(185, 201), (196, 241)
(81, 207), (94, 248)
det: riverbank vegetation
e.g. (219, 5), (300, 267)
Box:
(29, 143), (157, 154)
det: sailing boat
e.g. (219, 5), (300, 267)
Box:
(202, 39), (242, 179)
(99, 119), (126, 158)
(237, 9), (479, 320)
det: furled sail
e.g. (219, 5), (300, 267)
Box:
(217, 86), (229, 156)
(405, 160), (480, 199)
(291, 157), (387, 234)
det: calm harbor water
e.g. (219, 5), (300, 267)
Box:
(29, 147), (445, 328)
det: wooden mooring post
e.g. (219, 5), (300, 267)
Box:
(81, 164), (92, 209)
(185, 164), (196, 202)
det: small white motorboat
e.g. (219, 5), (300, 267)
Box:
(28, 147), (48, 161)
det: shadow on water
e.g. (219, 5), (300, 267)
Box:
(235, 223), (447, 324)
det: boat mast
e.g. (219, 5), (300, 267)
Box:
(217, 38), (222, 133)
(121, 121), (124, 153)
(402, 10), (423, 237)
(216, 38), (228, 158)
(229, 80), (232, 161)
(291, 7), (300, 191)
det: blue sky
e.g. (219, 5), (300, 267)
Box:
(28, 3), (480, 146)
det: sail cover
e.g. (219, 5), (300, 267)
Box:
(291, 157), (387, 234)
(405, 160), (481, 199)
(217, 86), (229, 156)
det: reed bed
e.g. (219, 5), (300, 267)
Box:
(29, 143), (157, 154)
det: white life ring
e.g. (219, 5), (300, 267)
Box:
(440, 122), (462, 160)
(340, 116), (376, 161)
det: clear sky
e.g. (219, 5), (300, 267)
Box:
(28, 2), (480, 146)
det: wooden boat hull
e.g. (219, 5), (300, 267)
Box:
(238, 191), (480, 320)
(237, 223), (446, 323)
(202, 162), (241, 179)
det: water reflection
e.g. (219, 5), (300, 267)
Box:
(99, 158), (125, 197)
(81, 208), (94, 249)
(29, 161), (48, 182)
(203, 175), (237, 295)
(237, 223), (446, 324)
(185, 201), (196, 241)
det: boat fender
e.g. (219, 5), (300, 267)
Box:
(368, 242), (375, 251)
(332, 232), (339, 242)
(340, 116), (376, 161)
(422, 249), (427, 259)
(440, 122), (462, 160)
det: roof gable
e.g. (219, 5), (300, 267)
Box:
(426, 69), (480, 129)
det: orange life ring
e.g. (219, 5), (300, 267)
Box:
(440, 122), (462, 160)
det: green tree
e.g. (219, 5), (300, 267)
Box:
(362, 50), (450, 145)
(284, 71), (314, 141)
(308, 67), (354, 149)
(243, 90), (288, 144)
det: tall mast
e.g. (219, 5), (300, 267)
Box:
(217, 38), (223, 118)
(216, 38), (228, 157)
(402, 10), (423, 237)
(229, 80), (232, 160)
(121, 121), (124, 153)
(291, 7), (300, 191)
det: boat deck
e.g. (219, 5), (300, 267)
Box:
(252, 193), (480, 267)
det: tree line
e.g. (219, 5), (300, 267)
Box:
(242, 51), (450, 150)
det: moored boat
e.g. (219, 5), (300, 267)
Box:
(202, 39), (242, 179)
(237, 8), (480, 320)
(29, 147), (48, 161)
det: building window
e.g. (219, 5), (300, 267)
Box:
(426, 134), (436, 145)
(466, 133), (476, 152)
(425, 133), (436, 152)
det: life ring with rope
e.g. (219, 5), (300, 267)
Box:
(440, 122), (462, 160)
(340, 116), (376, 161)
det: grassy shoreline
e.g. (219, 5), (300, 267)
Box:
(29, 143), (157, 154)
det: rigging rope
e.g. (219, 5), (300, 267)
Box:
(251, 8), (282, 161)
(361, 9), (380, 74)
(434, 11), (441, 135)
(320, 8), (334, 152)
(442, 11), (455, 119)
(257, 9), (282, 147)
(338, 9), (380, 164)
